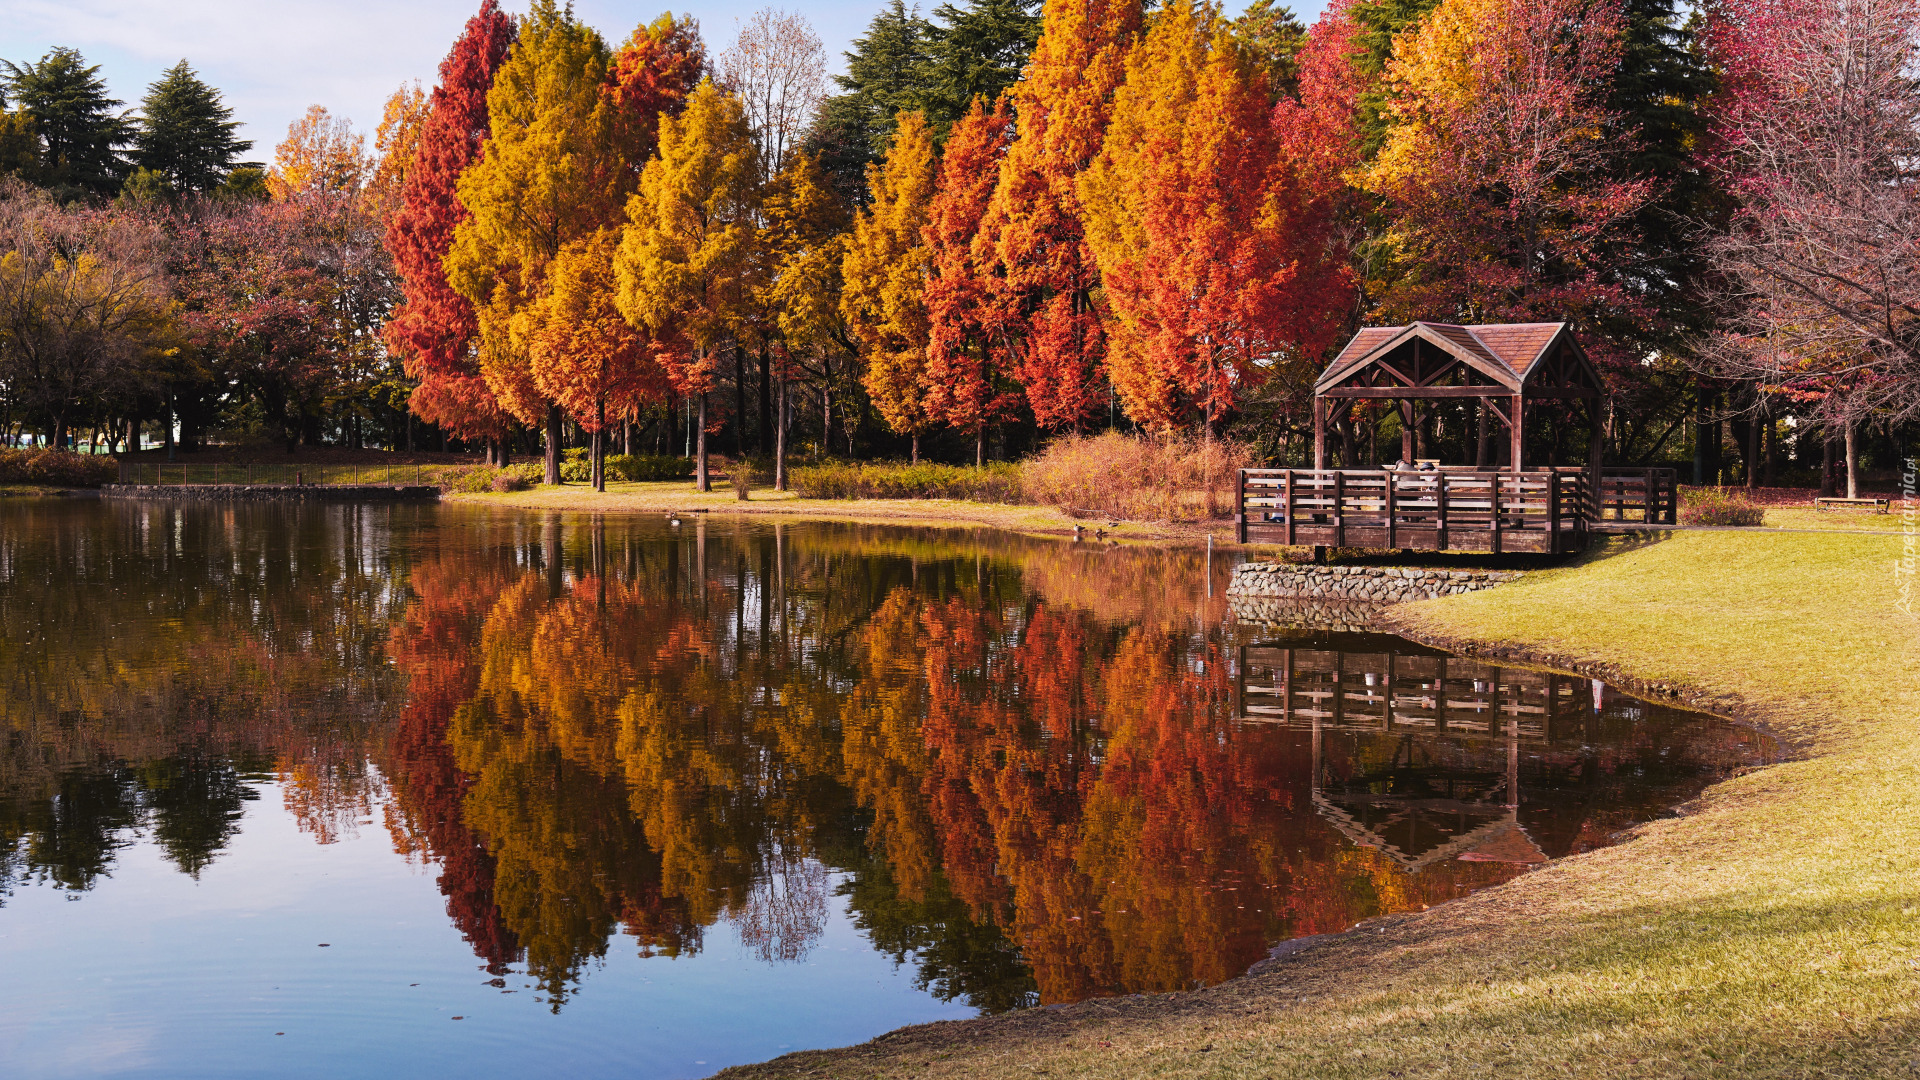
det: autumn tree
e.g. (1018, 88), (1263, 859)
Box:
(0, 180), (173, 446)
(446, 0), (616, 484)
(267, 106), (371, 199)
(1362, 0), (1652, 350)
(616, 80), (762, 493)
(921, 96), (1015, 465)
(975, 0), (1142, 430)
(719, 8), (828, 184)
(1702, 0), (1920, 497)
(367, 82), (429, 221)
(1080, 0), (1354, 433)
(843, 111), (937, 460)
(384, 0), (517, 455)
(759, 150), (852, 486)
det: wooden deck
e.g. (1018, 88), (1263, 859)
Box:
(1235, 467), (1676, 553)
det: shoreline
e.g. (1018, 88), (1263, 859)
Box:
(442, 482), (1237, 544)
(718, 528), (1918, 1080)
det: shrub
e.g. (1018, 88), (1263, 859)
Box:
(1679, 486), (1766, 526)
(789, 460), (1024, 501)
(441, 463), (540, 494)
(606, 454), (694, 482)
(0, 449), (118, 487)
(490, 468), (534, 492)
(1019, 431), (1253, 522)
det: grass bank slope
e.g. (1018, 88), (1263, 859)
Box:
(721, 531), (1920, 1080)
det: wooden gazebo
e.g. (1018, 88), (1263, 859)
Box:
(1236, 321), (1675, 554)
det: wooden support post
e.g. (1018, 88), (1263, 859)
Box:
(1436, 473), (1449, 549)
(1510, 395), (1526, 473)
(1333, 470), (1346, 549)
(1313, 398), (1327, 469)
(1284, 470), (1296, 546)
(1549, 473), (1561, 549)
(1236, 469), (1247, 544)
(1385, 468), (1397, 549)
(1491, 473), (1504, 554)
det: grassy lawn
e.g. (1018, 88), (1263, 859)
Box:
(445, 480), (1232, 543)
(1763, 507), (1908, 532)
(721, 529), (1920, 1080)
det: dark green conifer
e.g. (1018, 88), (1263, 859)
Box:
(0, 47), (130, 199)
(131, 60), (253, 196)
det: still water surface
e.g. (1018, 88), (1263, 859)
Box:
(0, 500), (1770, 1078)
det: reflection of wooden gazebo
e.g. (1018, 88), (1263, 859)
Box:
(1237, 322), (1676, 554)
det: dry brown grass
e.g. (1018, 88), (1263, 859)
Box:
(1020, 431), (1253, 522)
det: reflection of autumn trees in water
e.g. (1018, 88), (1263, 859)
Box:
(389, 519), (1547, 1008)
(0, 504), (1759, 1013)
(0, 499), (413, 896)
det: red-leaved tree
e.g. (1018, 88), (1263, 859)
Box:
(974, 0), (1144, 430)
(923, 95), (1021, 464)
(383, 0), (517, 450)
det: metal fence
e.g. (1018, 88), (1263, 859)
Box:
(116, 461), (458, 487)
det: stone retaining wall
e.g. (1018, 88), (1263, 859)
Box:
(1227, 561), (1521, 603)
(102, 484), (442, 502)
(1227, 596), (1386, 633)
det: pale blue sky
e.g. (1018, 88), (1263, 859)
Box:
(0, 1), (1324, 166)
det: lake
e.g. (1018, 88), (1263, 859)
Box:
(0, 499), (1771, 1079)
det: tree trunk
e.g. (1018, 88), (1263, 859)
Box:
(1764, 414), (1777, 487)
(758, 346), (772, 455)
(593, 396), (606, 491)
(976, 426), (985, 468)
(911, 433), (918, 464)
(1745, 415), (1760, 491)
(1820, 434), (1836, 497)
(545, 403), (563, 486)
(733, 340), (748, 460)
(696, 391), (710, 492)
(1845, 420), (1859, 499)
(623, 415), (632, 456)
(775, 378), (788, 491)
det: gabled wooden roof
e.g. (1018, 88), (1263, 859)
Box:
(1315, 321), (1591, 396)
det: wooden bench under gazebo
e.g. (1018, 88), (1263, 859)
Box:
(1236, 321), (1676, 554)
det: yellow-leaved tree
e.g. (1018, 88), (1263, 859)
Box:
(840, 111), (937, 461)
(266, 105), (370, 199)
(757, 150), (850, 488)
(444, 0), (615, 485)
(615, 79), (761, 493)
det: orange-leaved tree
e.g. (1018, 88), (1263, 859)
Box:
(842, 111), (938, 461)
(445, 0), (617, 485)
(1080, 0), (1355, 433)
(266, 105), (370, 200)
(924, 94), (1019, 467)
(615, 80), (762, 493)
(974, 0), (1143, 430)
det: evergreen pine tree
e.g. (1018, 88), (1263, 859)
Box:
(919, 0), (1042, 133)
(131, 61), (253, 196)
(0, 48), (130, 199)
(807, 0), (932, 202)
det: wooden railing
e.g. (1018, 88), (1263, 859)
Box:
(1235, 467), (1595, 554)
(1597, 467), (1678, 524)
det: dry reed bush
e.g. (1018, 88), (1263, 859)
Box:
(0, 449), (118, 487)
(1680, 486), (1767, 526)
(789, 461), (1024, 501)
(1020, 431), (1253, 521)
